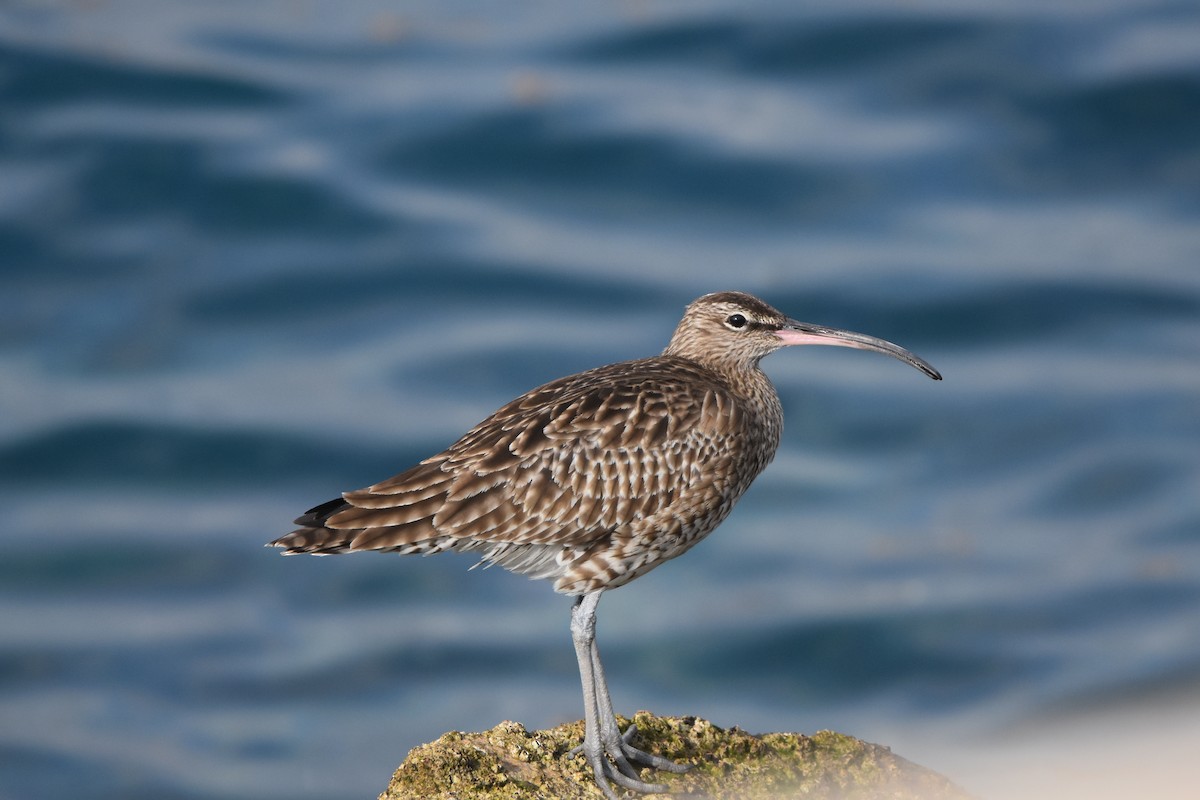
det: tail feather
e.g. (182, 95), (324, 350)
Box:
(270, 497), (357, 554)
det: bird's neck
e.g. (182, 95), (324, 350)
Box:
(674, 353), (785, 450)
(736, 364), (785, 451)
(705, 360), (785, 485)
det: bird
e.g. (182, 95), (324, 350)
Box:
(269, 290), (941, 799)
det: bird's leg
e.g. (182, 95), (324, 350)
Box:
(570, 591), (672, 797)
(589, 633), (691, 774)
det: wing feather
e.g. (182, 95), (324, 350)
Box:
(273, 357), (754, 575)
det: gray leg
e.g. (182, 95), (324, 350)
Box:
(569, 591), (685, 798)
(590, 634), (690, 774)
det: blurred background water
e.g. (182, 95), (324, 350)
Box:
(2, 1), (1198, 798)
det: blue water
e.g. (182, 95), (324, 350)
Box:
(2, 2), (1199, 798)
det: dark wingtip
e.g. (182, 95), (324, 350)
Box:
(292, 496), (348, 527)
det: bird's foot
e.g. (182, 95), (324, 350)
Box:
(611, 723), (691, 773)
(571, 723), (691, 798)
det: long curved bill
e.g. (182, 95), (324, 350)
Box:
(775, 320), (942, 380)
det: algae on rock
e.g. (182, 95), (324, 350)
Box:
(380, 711), (971, 799)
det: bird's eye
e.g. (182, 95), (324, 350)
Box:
(725, 313), (748, 329)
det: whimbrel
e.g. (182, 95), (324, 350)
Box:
(270, 291), (941, 798)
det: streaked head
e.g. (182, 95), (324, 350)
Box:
(665, 290), (941, 380)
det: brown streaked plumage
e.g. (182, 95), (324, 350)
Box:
(270, 290), (941, 799)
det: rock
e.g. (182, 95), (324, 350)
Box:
(380, 711), (973, 799)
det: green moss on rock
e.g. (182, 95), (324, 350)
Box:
(380, 712), (972, 799)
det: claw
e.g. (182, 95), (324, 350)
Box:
(570, 721), (689, 797)
(575, 739), (669, 798)
(615, 724), (691, 773)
